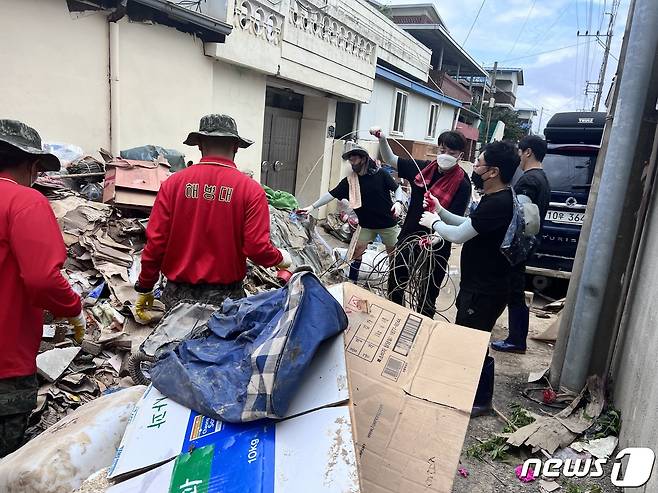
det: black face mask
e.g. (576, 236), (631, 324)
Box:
(471, 169), (487, 191)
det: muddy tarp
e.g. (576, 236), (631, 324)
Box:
(149, 272), (347, 422)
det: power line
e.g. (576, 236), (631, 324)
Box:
(463, 0), (487, 47)
(498, 39), (594, 63)
(505, 0), (537, 58)
(522, 3), (571, 57)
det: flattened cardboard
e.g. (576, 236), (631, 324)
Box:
(337, 283), (490, 493)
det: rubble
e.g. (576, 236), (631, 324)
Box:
(36, 347), (81, 382)
(24, 187), (335, 441)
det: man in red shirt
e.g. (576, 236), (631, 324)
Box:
(0, 120), (85, 457)
(134, 114), (291, 318)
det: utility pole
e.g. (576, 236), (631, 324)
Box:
(484, 61), (498, 144)
(593, 0), (621, 111)
(578, 0), (621, 111)
(537, 106), (544, 135)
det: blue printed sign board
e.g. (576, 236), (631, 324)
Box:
(107, 387), (358, 493)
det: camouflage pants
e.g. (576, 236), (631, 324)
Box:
(161, 280), (246, 311)
(0, 374), (38, 458)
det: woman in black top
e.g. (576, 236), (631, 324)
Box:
(371, 127), (471, 318)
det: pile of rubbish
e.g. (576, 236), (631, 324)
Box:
(25, 187), (334, 441)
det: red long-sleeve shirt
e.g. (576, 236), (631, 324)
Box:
(0, 175), (82, 379)
(138, 156), (283, 290)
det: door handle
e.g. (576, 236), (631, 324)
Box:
(261, 160), (270, 171)
(273, 160), (284, 171)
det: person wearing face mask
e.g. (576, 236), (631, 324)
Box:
(491, 135), (550, 354)
(370, 127), (471, 318)
(419, 141), (519, 416)
(300, 146), (405, 281)
(134, 115), (292, 318)
(0, 119), (85, 456)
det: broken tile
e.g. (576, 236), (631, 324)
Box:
(36, 347), (81, 382)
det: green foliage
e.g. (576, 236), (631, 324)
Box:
(487, 107), (528, 142)
(466, 436), (509, 461)
(466, 405), (536, 462)
(588, 408), (621, 439)
(565, 483), (603, 493)
(376, 5), (393, 18)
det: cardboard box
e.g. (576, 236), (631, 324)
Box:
(103, 159), (171, 210)
(108, 285), (488, 493)
(108, 334), (358, 492)
(107, 401), (358, 493)
(332, 283), (490, 493)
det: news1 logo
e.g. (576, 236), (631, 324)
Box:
(521, 448), (655, 487)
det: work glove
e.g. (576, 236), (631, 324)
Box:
(369, 126), (384, 139)
(134, 291), (155, 323)
(276, 249), (293, 269)
(422, 192), (443, 214)
(68, 311), (87, 344)
(419, 211), (441, 231)
(299, 205), (315, 215)
(391, 201), (404, 218)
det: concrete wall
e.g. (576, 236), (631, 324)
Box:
(212, 62), (267, 177)
(117, 19), (214, 164)
(358, 78), (457, 143)
(612, 183), (658, 493)
(0, 0), (110, 152)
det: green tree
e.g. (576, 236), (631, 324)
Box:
(485, 107), (528, 142)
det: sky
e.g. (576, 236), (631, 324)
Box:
(379, 0), (632, 134)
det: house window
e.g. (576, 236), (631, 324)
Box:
(427, 103), (441, 139)
(392, 90), (408, 135)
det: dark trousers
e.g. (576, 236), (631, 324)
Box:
(456, 289), (508, 333)
(388, 240), (450, 318)
(456, 289), (507, 409)
(505, 265), (529, 347)
(161, 280), (246, 311)
(0, 374), (38, 457)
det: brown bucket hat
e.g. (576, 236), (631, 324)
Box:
(0, 119), (60, 171)
(184, 114), (254, 148)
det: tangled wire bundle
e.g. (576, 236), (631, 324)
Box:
(319, 233), (458, 322)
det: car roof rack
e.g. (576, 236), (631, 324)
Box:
(544, 112), (606, 145)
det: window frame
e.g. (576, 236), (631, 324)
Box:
(426, 102), (441, 140)
(391, 89), (408, 136)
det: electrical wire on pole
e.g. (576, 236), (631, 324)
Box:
(592, 0), (621, 111)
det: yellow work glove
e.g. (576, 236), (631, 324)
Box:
(135, 291), (155, 323)
(276, 249), (293, 269)
(68, 311), (87, 344)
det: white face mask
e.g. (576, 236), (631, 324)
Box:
(436, 153), (459, 171)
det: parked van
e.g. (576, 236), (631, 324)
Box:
(526, 112), (606, 290)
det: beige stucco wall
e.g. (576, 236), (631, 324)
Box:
(0, 0), (110, 153)
(116, 19), (214, 164)
(212, 61), (267, 178)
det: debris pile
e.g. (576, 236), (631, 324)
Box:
(27, 190), (334, 440)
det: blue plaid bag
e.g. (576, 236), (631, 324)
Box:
(149, 272), (347, 422)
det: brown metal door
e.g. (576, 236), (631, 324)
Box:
(261, 107), (302, 194)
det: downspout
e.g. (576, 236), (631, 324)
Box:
(453, 107), (462, 130)
(559, 0), (658, 392)
(108, 4), (125, 156)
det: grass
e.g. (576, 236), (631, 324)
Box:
(466, 404), (536, 461)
